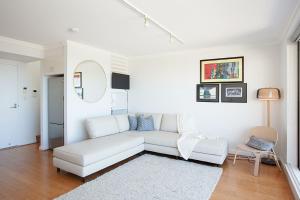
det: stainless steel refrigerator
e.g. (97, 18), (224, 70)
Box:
(48, 76), (64, 149)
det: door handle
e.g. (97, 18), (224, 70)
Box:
(9, 103), (18, 109)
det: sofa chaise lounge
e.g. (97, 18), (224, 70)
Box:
(53, 113), (228, 178)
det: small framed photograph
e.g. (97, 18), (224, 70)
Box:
(73, 72), (82, 88)
(75, 87), (84, 99)
(200, 57), (244, 83)
(196, 84), (219, 102)
(221, 83), (247, 103)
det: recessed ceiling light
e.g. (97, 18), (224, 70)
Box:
(69, 27), (79, 33)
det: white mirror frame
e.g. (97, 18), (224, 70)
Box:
(73, 60), (107, 103)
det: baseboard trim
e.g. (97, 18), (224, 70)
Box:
(39, 145), (49, 151)
(0, 142), (37, 151)
(284, 163), (300, 200)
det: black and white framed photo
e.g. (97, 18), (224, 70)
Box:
(221, 83), (247, 103)
(75, 87), (84, 99)
(196, 84), (219, 102)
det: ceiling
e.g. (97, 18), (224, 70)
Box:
(0, 0), (298, 57)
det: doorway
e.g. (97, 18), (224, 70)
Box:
(0, 63), (19, 148)
(48, 76), (64, 149)
(0, 60), (40, 149)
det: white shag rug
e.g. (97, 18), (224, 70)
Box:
(55, 154), (222, 200)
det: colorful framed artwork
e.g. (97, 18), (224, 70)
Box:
(196, 84), (219, 102)
(73, 72), (82, 88)
(200, 57), (244, 83)
(221, 83), (247, 103)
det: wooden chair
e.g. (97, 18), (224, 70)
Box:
(233, 126), (281, 176)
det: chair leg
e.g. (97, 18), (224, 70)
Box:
(254, 153), (261, 176)
(233, 150), (239, 165)
(272, 152), (282, 171)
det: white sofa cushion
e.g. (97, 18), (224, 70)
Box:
(160, 114), (178, 133)
(141, 130), (227, 156)
(137, 113), (162, 131)
(86, 116), (119, 138)
(193, 138), (228, 156)
(142, 131), (178, 148)
(114, 114), (130, 132)
(53, 132), (144, 166)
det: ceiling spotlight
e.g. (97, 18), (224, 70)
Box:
(69, 27), (79, 33)
(169, 34), (174, 43)
(144, 16), (150, 27)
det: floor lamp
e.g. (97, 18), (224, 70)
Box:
(257, 88), (281, 165)
(257, 88), (281, 127)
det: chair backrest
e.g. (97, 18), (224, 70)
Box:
(250, 126), (278, 145)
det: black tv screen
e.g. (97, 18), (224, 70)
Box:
(112, 73), (130, 89)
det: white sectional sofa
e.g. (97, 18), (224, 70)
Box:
(53, 113), (228, 178)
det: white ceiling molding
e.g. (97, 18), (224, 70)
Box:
(119, 0), (184, 45)
(0, 35), (45, 59)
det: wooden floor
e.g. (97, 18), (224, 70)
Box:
(0, 144), (294, 200)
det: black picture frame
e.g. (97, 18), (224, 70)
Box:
(200, 56), (244, 83)
(221, 83), (247, 103)
(75, 87), (84, 99)
(196, 84), (219, 102)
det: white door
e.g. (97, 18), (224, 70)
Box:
(0, 63), (19, 149)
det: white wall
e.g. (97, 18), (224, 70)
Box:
(65, 41), (111, 144)
(0, 59), (40, 147)
(42, 46), (65, 75)
(0, 36), (44, 60)
(40, 45), (65, 150)
(282, 43), (298, 165)
(279, 4), (300, 166)
(129, 44), (282, 154)
(19, 61), (41, 142)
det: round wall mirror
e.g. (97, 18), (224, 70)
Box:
(73, 60), (107, 103)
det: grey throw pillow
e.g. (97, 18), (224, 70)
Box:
(128, 115), (138, 130)
(137, 115), (154, 131)
(246, 136), (274, 151)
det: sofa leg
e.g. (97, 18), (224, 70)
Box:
(82, 177), (86, 183)
(139, 151), (144, 156)
(56, 168), (60, 173)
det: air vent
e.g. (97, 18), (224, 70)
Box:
(111, 54), (128, 74)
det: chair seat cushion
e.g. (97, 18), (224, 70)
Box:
(246, 136), (274, 151)
(53, 132), (144, 166)
(193, 138), (228, 156)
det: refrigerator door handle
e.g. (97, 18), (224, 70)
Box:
(50, 123), (64, 126)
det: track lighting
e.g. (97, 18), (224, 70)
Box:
(119, 0), (184, 44)
(169, 34), (174, 43)
(144, 16), (150, 27)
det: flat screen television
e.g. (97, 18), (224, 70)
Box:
(112, 73), (130, 89)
